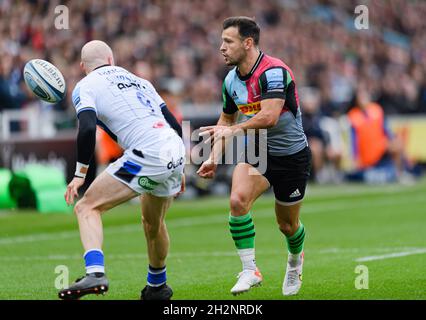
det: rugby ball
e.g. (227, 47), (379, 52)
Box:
(23, 59), (66, 103)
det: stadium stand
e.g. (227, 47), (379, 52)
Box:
(0, 0), (425, 189)
(0, 0), (425, 113)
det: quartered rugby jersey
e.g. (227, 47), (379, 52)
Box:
(72, 65), (171, 151)
(222, 51), (307, 156)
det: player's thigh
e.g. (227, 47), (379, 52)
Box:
(81, 170), (138, 212)
(140, 193), (173, 224)
(231, 162), (270, 205)
(269, 147), (311, 224)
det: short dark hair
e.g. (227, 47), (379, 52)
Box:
(223, 16), (260, 45)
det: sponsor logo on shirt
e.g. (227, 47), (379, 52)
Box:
(167, 157), (184, 170)
(238, 102), (261, 115)
(117, 82), (141, 90)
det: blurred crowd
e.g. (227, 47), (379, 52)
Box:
(0, 0), (425, 117)
(1, 0), (425, 188)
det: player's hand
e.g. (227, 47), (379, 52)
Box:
(197, 159), (217, 179)
(64, 177), (85, 205)
(175, 173), (186, 198)
(199, 125), (235, 144)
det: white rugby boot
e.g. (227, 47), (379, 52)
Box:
(283, 251), (304, 296)
(230, 268), (263, 295)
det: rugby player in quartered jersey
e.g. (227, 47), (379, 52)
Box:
(197, 17), (312, 297)
(222, 51), (307, 156)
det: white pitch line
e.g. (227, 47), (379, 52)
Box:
(0, 194), (425, 246)
(355, 248), (426, 262)
(0, 250), (271, 262)
(2, 247), (426, 263)
(319, 246), (426, 254)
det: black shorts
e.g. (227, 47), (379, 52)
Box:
(246, 146), (312, 205)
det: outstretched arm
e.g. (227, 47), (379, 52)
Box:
(210, 111), (238, 163)
(75, 110), (97, 175)
(65, 110), (97, 205)
(200, 98), (284, 147)
(197, 112), (238, 179)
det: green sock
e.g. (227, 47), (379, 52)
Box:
(229, 212), (255, 249)
(286, 222), (305, 254)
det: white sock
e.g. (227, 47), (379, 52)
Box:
(238, 248), (256, 271)
(287, 252), (302, 268)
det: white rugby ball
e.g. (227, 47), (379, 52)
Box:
(23, 59), (66, 103)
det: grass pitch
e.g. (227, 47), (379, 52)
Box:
(0, 178), (425, 300)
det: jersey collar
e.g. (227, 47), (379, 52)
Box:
(93, 64), (111, 71)
(236, 51), (264, 81)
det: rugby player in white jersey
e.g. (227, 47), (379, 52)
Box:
(58, 40), (185, 300)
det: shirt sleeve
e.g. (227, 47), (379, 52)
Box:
(259, 67), (290, 100)
(72, 82), (98, 117)
(222, 81), (238, 114)
(161, 104), (182, 137)
(76, 110), (97, 165)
